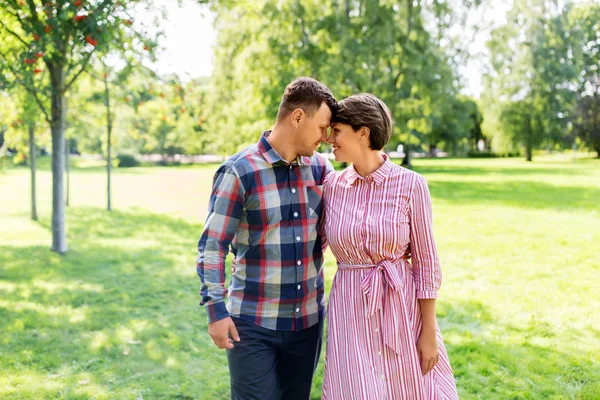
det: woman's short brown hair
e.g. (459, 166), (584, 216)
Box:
(331, 93), (393, 150)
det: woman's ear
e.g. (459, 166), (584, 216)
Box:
(359, 126), (370, 141)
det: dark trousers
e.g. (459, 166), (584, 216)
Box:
(227, 316), (323, 400)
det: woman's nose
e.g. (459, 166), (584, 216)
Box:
(324, 131), (334, 144)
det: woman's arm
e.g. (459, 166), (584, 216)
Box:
(417, 299), (439, 376)
(408, 174), (442, 375)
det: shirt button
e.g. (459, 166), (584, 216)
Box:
(296, 236), (301, 241)
(297, 285), (301, 290)
(293, 212), (299, 217)
(375, 328), (379, 333)
(295, 307), (300, 313)
(297, 260), (301, 265)
(291, 188), (296, 194)
(378, 351), (382, 356)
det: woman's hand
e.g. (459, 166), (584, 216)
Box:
(231, 257), (238, 274)
(417, 325), (439, 376)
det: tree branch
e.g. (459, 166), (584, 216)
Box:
(28, 87), (52, 124)
(64, 49), (95, 92)
(0, 19), (30, 48)
(25, 0), (41, 25)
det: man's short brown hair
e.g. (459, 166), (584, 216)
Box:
(277, 77), (337, 121)
(331, 93), (393, 150)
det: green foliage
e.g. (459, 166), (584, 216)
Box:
(116, 153), (139, 167)
(569, 3), (600, 157)
(482, 0), (600, 160)
(207, 0), (486, 155)
(124, 74), (210, 159)
(466, 150), (521, 158)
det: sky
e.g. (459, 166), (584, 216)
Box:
(147, 0), (216, 79)
(152, 0), (512, 99)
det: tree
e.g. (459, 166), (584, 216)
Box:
(570, 3), (600, 157)
(0, 0), (178, 253)
(126, 73), (208, 160)
(574, 95), (600, 158)
(484, 0), (579, 161)
(0, 91), (16, 169)
(208, 0), (484, 156)
(18, 92), (43, 220)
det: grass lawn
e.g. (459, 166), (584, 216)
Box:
(0, 154), (599, 399)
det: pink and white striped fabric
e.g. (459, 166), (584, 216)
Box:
(322, 154), (458, 399)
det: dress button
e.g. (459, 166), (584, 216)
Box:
(375, 328), (379, 333)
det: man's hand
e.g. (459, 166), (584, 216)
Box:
(208, 317), (240, 349)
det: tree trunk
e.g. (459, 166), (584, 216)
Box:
(525, 145), (533, 162)
(65, 137), (70, 207)
(29, 124), (38, 221)
(401, 149), (412, 168)
(0, 127), (6, 171)
(104, 74), (112, 211)
(525, 113), (533, 162)
(50, 67), (68, 254)
(402, 130), (413, 169)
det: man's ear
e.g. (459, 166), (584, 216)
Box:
(291, 108), (304, 127)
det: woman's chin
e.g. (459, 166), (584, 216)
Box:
(332, 150), (346, 163)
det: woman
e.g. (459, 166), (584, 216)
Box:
(322, 94), (458, 399)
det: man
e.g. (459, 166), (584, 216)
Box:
(196, 77), (336, 400)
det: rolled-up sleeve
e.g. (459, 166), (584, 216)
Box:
(196, 164), (245, 323)
(409, 175), (442, 299)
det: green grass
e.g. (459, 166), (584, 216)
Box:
(1, 154), (599, 399)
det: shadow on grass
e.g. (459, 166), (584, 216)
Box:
(35, 207), (200, 245)
(437, 300), (600, 399)
(2, 206), (599, 399)
(0, 207), (232, 399)
(427, 179), (600, 211)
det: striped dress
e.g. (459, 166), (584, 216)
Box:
(322, 154), (458, 400)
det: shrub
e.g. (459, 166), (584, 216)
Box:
(116, 153), (140, 168)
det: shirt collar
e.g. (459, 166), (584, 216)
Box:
(258, 131), (311, 166)
(345, 153), (392, 186)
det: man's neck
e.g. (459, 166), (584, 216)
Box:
(267, 125), (299, 164)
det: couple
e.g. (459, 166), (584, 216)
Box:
(196, 77), (459, 399)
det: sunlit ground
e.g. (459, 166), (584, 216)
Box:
(1, 153), (599, 399)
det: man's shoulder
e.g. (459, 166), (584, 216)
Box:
(220, 144), (261, 176)
(309, 151), (332, 167)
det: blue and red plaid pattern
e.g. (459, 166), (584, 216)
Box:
(197, 131), (334, 331)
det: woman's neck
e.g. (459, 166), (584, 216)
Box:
(352, 150), (385, 177)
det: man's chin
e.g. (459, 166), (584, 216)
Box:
(299, 148), (317, 157)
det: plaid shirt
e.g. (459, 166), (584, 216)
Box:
(196, 131), (334, 331)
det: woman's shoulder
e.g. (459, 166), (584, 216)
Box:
(385, 161), (429, 191)
(324, 165), (357, 187)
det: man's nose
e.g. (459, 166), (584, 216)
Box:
(320, 129), (329, 143)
